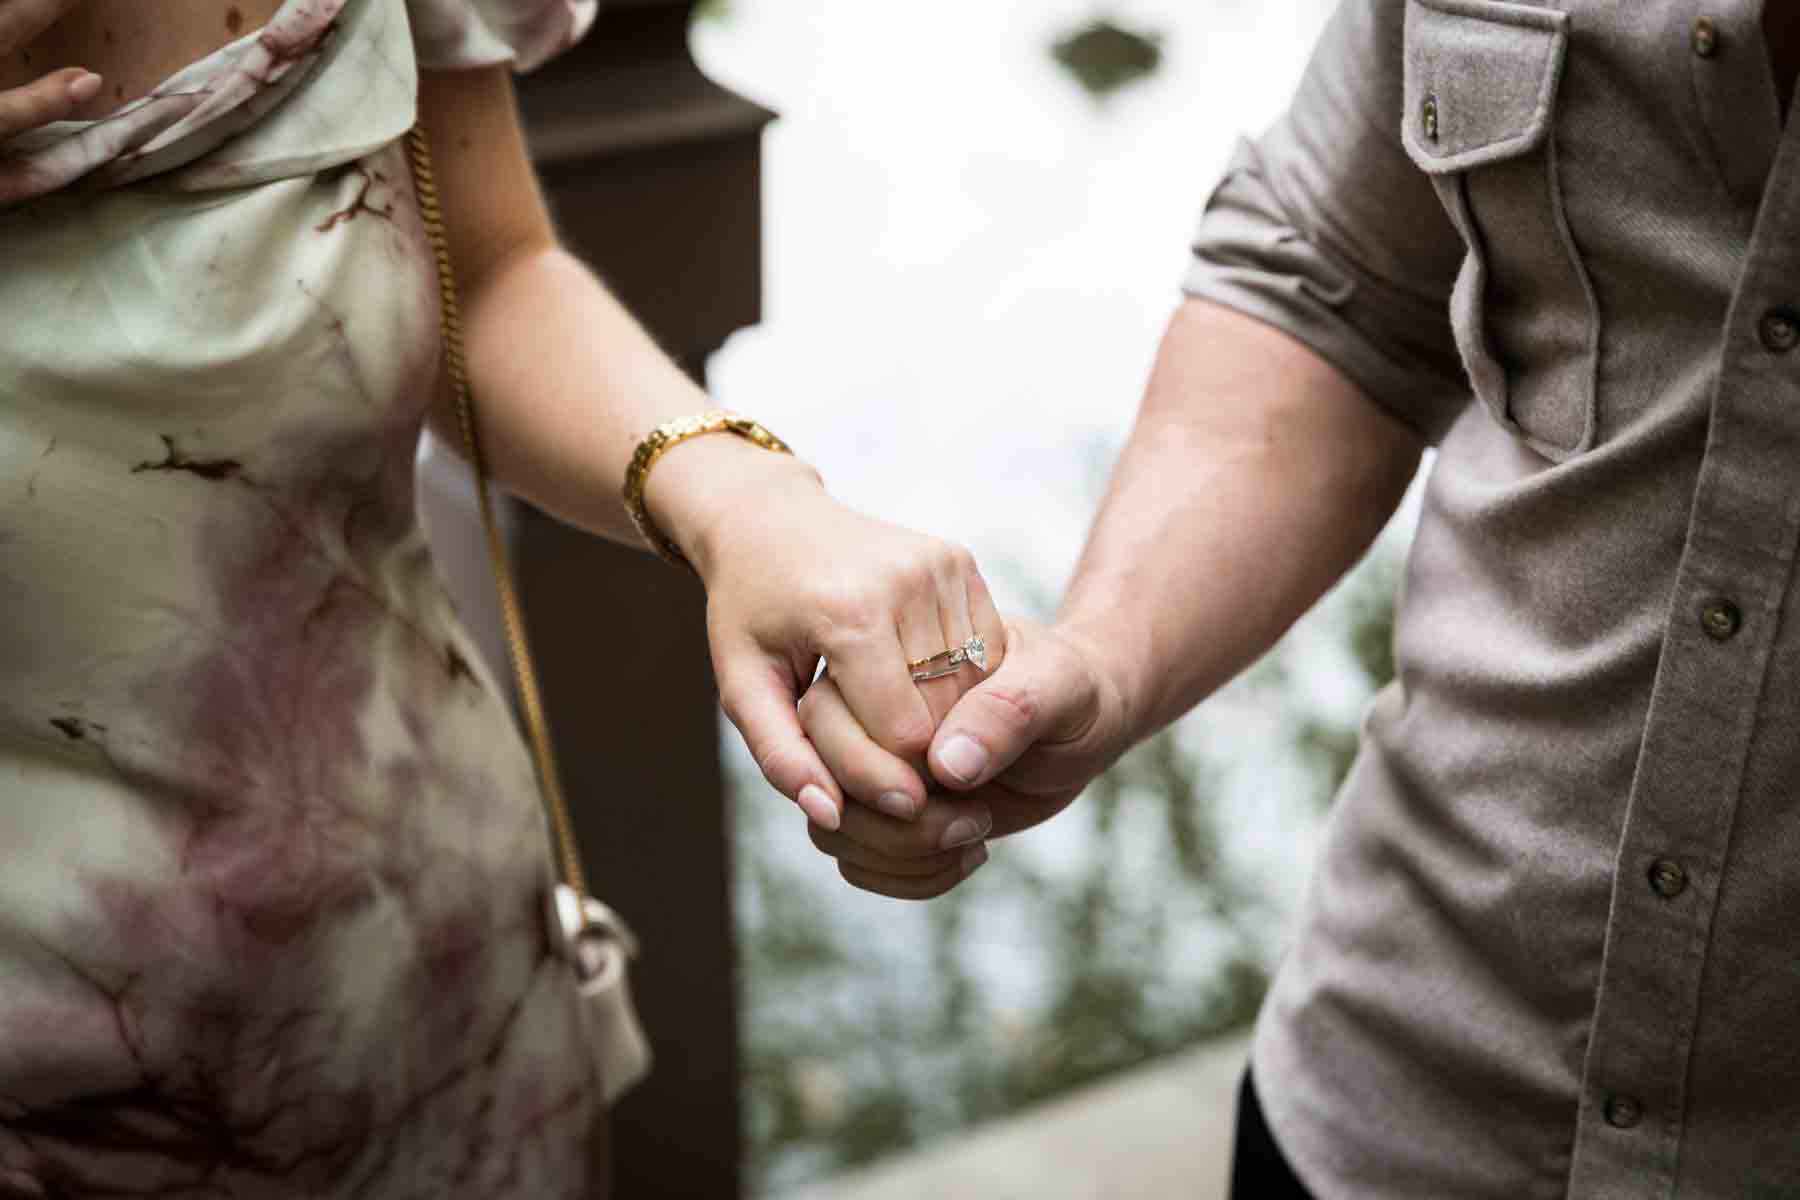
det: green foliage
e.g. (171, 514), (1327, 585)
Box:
(736, 542), (1405, 1194)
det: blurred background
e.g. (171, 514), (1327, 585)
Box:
(424, 1), (1427, 1195)
(690, 2), (1407, 1196)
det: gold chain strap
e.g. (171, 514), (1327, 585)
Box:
(405, 125), (589, 905)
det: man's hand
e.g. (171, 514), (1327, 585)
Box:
(0, 0), (99, 142)
(800, 617), (1134, 899)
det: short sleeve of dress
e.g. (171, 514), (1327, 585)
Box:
(408, 0), (598, 72)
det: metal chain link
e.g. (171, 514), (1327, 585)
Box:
(405, 125), (590, 907)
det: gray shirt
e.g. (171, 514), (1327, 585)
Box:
(1183, 1), (1800, 1196)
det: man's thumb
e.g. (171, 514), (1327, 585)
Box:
(928, 626), (1078, 791)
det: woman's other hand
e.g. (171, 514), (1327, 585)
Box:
(0, 0), (99, 142)
(645, 434), (1007, 834)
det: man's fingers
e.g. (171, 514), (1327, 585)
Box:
(929, 621), (1099, 792)
(798, 674), (926, 820)
(952, 782), (1083, 839)
(836, 790), (993, 859)
(0, 68), (101, 141)
(716, 656), (843, 831)
(807, 824), (968, 878)
(838, 845), (988, 902)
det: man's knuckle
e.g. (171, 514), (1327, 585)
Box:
(981, 682), (1040, 733)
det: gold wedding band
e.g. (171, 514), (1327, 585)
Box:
(909, 635), (989, 683)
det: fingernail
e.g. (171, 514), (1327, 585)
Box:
(877, 791), (918, 820)
(939, 804), (993, 850)
(797, 784), (839, 832)
(961, 843), (989, 876)
(68, 73), (103, 104)
(937, 735), (988, 786)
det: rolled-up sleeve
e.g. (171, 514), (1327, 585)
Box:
(1183, 0), (1470, 443)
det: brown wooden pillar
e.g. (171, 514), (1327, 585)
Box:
(420, 5), (770, 1195)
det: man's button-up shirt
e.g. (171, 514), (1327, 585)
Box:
(1182, 1), (1800, 1196)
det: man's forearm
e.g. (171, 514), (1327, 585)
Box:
(1057, 298), (1424, 742)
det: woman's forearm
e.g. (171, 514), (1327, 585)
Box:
(440, 241), (820, 555)
(1057, 298), (1424, 742)
(418, 65), (818, 562)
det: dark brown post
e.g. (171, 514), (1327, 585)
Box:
(420, 5), (771, 1195)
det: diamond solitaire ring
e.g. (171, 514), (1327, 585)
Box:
(909, 635), (989, 683)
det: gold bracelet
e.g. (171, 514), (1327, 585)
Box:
(622, 410), (796, 568)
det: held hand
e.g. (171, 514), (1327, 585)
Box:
(0, 0), (99, 143)
(800, 616), (1135, 899)
(683, 448), (1007, 834)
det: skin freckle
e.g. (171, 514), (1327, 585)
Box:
(227, 6), (244, 35)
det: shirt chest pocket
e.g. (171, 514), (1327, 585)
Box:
(1402, 0), (1599, 462)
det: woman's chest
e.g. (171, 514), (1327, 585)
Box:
(0, 0), (288, 119)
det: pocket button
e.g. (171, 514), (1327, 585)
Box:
(1758, 309), (1799, 354)
(1422, 94), (1440, 142)
(1691, 16), (1719, 58)
(1700, 599), (1741, 641)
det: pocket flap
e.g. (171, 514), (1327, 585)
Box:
(1402, 0), (1570, 173)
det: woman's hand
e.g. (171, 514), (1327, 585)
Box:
(0, 0), (99, 142)
(647, 434), (1007, 833)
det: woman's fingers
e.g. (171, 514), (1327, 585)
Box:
(817, 619), (937, 765)
(715, 649), (845, 831)
(962, 554), (1007, 676)
(798, 674), (926, 820)
(894, 575), (959, 724)
(0, 66), (100, 141)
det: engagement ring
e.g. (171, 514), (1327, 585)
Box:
(909, 635), (989, 683)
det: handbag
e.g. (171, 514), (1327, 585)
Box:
(404, 124), (653, 1107)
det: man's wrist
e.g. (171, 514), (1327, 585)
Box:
(1049, 608), (1154, 754)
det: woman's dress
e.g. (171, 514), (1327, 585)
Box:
(0, 1), (620, 1195)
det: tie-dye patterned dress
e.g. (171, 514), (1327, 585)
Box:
(0, 2), (627, 1195)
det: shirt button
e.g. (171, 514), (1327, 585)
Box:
(1423, 95), (1440, 142)
(1692, 16), (1719, 58)
(1648, 860), (1689, 898)
(1759, 309), (1800, 353)
(1605, 1095), (1644, 1129)
(1700, 599), (1741, 641)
